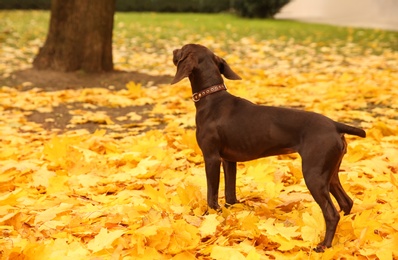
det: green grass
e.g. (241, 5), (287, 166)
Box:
(1, 10), (397, 55)
(0, 11), (49, 44)
(114, 12), (398, 54)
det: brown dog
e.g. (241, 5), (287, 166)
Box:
(171, 43), (366, 252)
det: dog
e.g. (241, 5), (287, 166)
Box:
(171, 43), (366, 252)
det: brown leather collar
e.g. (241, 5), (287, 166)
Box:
(192, 83), (227, 102)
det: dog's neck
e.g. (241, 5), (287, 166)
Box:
(188, 71), (224, 94)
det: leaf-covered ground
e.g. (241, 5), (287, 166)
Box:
(1, 11), (398, 259)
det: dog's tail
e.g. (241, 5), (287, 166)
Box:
(335, 122), (366, 138)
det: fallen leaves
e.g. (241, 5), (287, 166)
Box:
(2, 79), (398, 259)
(1, 11), (398, 260)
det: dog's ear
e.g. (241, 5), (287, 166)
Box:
(219, 58), (242, 80)
(171, 53), (198, 84)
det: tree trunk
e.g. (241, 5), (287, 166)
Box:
(33, 0), (115, 72)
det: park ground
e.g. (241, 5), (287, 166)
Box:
(1, 11), (398, 259)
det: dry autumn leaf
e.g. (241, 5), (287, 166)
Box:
(87, 228), (125, 253)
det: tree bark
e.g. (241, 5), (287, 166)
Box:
(33, 0), (115, 72)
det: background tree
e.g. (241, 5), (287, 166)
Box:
(33, 0), (116, 72)
(234, 0), (291, 18)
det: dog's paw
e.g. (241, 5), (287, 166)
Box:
(225, 200), (239, 208)
(204, 205), (221, 216)
(313, 244), (327, 253)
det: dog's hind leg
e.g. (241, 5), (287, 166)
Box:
(329, 162), (353, 215)
(300, 143), (344, 252)
(329, 136), (353, 215)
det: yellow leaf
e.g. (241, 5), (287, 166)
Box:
(238, 212), (260, 235)
(0, 188), (27, 206)
(300, 211), (323, 243)
(34, 203), (74, 225)
(126, 81), (144, 98)
(46, 174), (70, 194)
(147, 227), (172, 251)
(133, 246), (163, 259)
(180, 129), (202, 155)
(391, 172), (398, 188)
(135, 225), (159, 237)
(32, 166), (56, 188)
(176, 183), (203, 206)
(245, 161), (275, 183)
(168, 220), (200, 254)
(43, 135), (83, 167)
(125, 157), (161, 179)
(346, 143), (368, 163)
(210, 246), (245, 260)
(269, 235), (296, 251)
(259, 218), (300, 240)
(87, 228), (124, 253)
(373, 121), (397, 137)
(353, 210), (382, 246)
(246, 249), (261, 260)
(126, 111), (143, 121)
(199, 214), (220, 237)
(70, 110), (114, 125)
(376, 249), (393, 260)
(143, 183), (169, 208)
(172, 251), (197, 260)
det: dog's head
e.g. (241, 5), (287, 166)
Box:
(171, 44), (241, 84)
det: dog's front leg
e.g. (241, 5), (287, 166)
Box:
(222, 159), (239, 206)
(204, 156), (222, 210)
